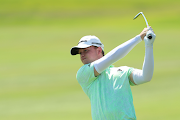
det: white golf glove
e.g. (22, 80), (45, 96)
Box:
(144, 30), (156, 47)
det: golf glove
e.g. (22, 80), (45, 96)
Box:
(144, 30), (156, 47)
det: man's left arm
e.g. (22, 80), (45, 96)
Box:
(130, 28), (156, 85)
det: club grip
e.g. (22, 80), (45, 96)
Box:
(147, 34), (152, 39)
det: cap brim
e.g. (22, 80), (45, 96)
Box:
(70, 45), (91, 55)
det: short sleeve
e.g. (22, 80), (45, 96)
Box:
(76, 63), (97, 88)
(128, 67), (135, 86)
(118, 66), (135, 86)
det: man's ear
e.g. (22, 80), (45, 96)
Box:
(97, 47), (102, 55)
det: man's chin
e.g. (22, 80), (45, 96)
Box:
(83, 62), (89, 65)
(82, 60), (90, 65)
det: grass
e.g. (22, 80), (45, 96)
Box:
(0, 0), (180, 120)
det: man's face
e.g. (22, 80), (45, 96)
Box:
(79, 46), (99, 64)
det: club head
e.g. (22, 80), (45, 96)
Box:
(133, 12), (143, 20)
(133, 12), (149, 27)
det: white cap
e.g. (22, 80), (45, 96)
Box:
(70, 35), (104, 55)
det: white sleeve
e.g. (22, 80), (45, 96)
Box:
(93, 35), (142, 73)
(132, 46), (154, 85)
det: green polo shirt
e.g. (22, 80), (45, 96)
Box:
(76, 63), (136, 120)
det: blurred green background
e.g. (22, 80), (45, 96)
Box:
(0, 0), (180, 120)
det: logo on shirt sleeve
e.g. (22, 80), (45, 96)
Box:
(117, 69), (122, 71)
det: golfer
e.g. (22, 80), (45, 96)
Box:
(70, 27), (155, 120)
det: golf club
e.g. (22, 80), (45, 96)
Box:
(133, 12), (155, 40)
(133, 12), (149, 27)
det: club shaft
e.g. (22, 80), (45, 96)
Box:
(133, 12), (149, 27)
(141, 13), (149, 27)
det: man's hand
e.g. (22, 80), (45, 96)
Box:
(139, 27), (154, 40)
(144, 30), (156, 47)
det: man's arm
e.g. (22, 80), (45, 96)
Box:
(93, 35), (142, 76)
(129, 46), (154, 85)
(130, 27), (156, 85)
(93, 28), (151, 77)
(94, 67), (99, 77)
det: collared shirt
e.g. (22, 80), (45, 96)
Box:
(76, 63), (136, 120)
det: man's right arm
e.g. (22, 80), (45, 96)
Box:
(93, 35), (142, 76)
(94, 67), (99, 77)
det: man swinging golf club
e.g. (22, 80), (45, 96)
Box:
(70, 13), (156, 120)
